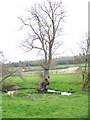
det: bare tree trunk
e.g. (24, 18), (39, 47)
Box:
(88, 73), (90, 91)
(38, 68), (50, 93)
(81, 64), (88, 91)
(82, 77), (89, 91)
(38, 47), (51, 93)
(88, 55), (90, 91)
(82, 55), (90, 91)
(44, 68), (49, 79)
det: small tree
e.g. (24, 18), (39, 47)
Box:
(0, 51), (16, 83)
(19, 0), (66, 93)
(75, 34), (89, 91)
(0, 51), (25, 84)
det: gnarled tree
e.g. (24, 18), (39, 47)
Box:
(19, 0), (66, 93)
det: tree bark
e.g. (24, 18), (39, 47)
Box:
(88, 54), (90, 91)
(82, 55), (90, 91)
(38, 68), (50, 93)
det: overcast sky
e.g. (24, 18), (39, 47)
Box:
(0, 0), (88, 62)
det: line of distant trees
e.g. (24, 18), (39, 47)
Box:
(11, 56), (84, 68)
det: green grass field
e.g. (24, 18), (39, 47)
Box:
(1, 73), (88, 118)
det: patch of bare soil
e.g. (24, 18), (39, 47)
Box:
(60, 67), (80, 73)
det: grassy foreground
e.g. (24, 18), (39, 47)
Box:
(1, 73), (88, 118)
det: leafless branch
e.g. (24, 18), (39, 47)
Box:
(18, 0), (66, 88)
